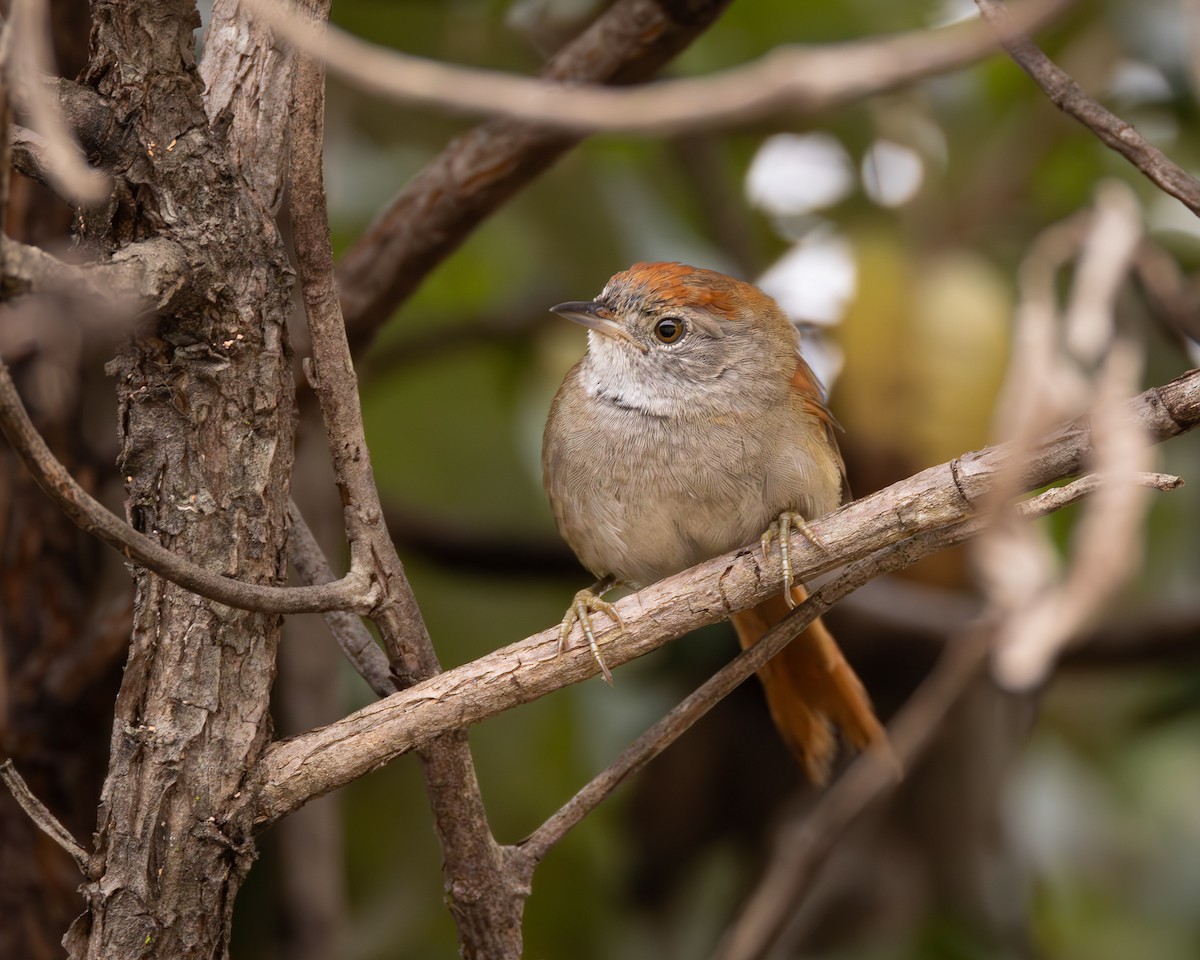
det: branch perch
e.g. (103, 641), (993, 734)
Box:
(252, 368), (1200, 825)
(520, 469), (1181, 863)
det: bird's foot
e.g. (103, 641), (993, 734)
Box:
(558, 576), (625, 684)
(761, 512), (826, 608)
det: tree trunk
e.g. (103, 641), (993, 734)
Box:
(62, 3), (296, 956)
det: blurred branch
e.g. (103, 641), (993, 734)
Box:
(976, 0), (1200, 217)
(1133, 240), (1200, 346)
(3, 0), (109, 202)
(980, 181), (1154, 689)
(252, 369), (1200, 824)
(1065, 603), (1200, 666)
(668, 134), (763, 275)
(383, 500), (580, 578)
(841, 576), (1200, 667)
(8, 79), (117, 188)
(251, 0), (1069, 135)
(336, 0), (733, 350)
(0, 759), (90, 873)
(0, 235), (188, 312)
(715, 630), (990, 960)
(361, 309), (551, 382)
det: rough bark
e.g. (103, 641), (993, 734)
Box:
(58, 2), (295, 957)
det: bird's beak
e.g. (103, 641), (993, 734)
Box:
(550, 301), (646, 352)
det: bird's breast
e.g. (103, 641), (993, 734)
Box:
(544, 374), (820, 586)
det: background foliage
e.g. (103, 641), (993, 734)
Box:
(5, 0), (1197, 957)
(222, 1), (1200, 958)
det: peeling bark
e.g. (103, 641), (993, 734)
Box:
(60, 2), (295, 956)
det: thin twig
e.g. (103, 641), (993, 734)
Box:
(287, 500), (394, 697)
(0, 358), (370, 615)
(981, 181), (1155, 689)
(285, 5), (435, 680)
(976, 0), (1200, 217)
(0, 759), (90, 873)
(714, 632), (989, 960)
(250, 0), (1070, 134)
(1132, 240), (1200, 345)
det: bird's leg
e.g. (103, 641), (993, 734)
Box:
(558, 574), (625, 684)
(761, 512), (826, 608)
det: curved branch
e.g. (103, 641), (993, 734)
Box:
(9, 80), (119, 188)
(4, 0), (110, 202)
(335, 0), (732, 348)
(253, 0), (1070, 134)
(251, 369), (1200, 824)
(0, 359), (371, 614)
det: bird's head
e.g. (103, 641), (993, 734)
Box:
(551, 262), (799, 416)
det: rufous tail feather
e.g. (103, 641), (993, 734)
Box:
(730, 584), (890, 784)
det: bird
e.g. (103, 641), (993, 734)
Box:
(542, 261), (887, 783)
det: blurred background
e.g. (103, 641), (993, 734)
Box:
(4, 1), (1200, 958)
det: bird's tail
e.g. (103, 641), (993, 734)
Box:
(731, 585), (890, 784)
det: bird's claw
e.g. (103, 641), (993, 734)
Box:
(761, 511), (826, 608)
(558, 583), (624, 684)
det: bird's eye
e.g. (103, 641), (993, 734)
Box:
(653, 316), (686, 344)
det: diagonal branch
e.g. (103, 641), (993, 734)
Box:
(519, 469), (1181, 865)
(976, 0), (1200, 216)
(714, 630), (990, 960)
(285, 3), (435, 684)
(252, 368), (1200, 825)
(286, 500), (395, 697)
(0, 759), (91, 874)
